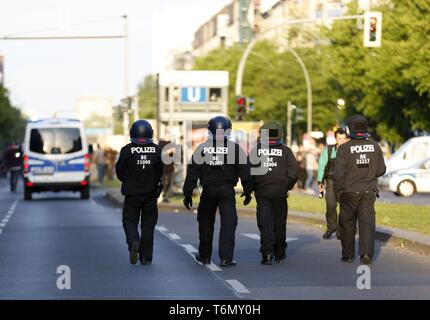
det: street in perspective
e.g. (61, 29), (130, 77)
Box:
(0, 0), (430, 306)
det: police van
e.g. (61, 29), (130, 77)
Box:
(22, 118), (90, 200)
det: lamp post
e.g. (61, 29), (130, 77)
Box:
(336, 98), (345, 125)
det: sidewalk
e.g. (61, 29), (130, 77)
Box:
(106, 188), (430, 257)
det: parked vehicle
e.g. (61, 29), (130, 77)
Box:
(379, 157), (430, 197)
(22, 118), (90, 200)
(385, 136), (430, 173)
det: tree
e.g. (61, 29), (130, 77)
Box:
(320, 0), (430, 144)
(0, 85), (26, 149)
(193, 41), (339, 138)
(137, 74), (157, 119)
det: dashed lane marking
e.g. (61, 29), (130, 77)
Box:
(155, 225), (168, 232)
(242, 233), (260, 240)
(168, 233), (181, 240)
(206, 263), (222, 272)
(0, 199), (19, 231)
(181, 244), (198, 253)
(242, 233), (298, 242)
(225, 280), (250, 294)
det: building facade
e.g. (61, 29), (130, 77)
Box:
(192, 0), (375, 56)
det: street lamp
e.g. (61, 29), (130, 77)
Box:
(336, 98), (346, 125)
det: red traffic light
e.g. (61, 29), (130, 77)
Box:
(236, 96), (245, 106)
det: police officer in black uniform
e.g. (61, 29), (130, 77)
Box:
(249, 121), (298, 265)
(183, 115), (252, 267)
(116, 120), (163, 265)
(334, 115), (386, 265)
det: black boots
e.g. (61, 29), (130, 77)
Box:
(261, 254), (273, 265)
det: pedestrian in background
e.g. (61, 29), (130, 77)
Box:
(94, 144), (106, 184)
(334, 115), (386, 265)
(159, 137), (176, 203)
(2, 142), (23, 192)
(304, 138), (319, 193)
(317, 128), (349, 239)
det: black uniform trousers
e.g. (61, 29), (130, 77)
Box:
(325, 178), (339, 233)
(122, 194), (158, 261)
(256, 196), (288, 257)
(10, 168), (21, 191)
(197, 184), (237, 261)
(339, 191), (376, 259)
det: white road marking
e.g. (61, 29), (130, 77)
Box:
(168, 233), (181, 240)
(7, 211), (13, 215)
(2, 219), (9, 223)
(241, 233), (298, 242)
(182, 244), (198, 253)
(155, 225), (168, 232)
(206, 263), (222, 272)
(226, 280), (250, 294)
(0, 229), (2, 235)
(0, 223), (6, 227)
(242, 233), (261, 240)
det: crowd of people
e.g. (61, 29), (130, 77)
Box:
(293, 138), (327, 193)
(88, 144), (118, 185)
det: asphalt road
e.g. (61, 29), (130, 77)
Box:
(0, 180), (429, 300)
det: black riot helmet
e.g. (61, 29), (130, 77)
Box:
(345, 114), (370, 139)
(208, 115), (232, 140)
(130, 120), (153, 145)
(260, 121), (284, 145)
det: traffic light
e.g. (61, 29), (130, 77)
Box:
(247, 96), (255, 113)
(235, 95), (246, 119)
(363, 12), (382, 48)
(293, 107), (304, 122)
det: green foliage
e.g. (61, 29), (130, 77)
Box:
(0, 85), (26, 149)
(321, 0), (430, 143)
(137, 74), (157, 119)
(192, 0), (430, 144)
(194, 41), (338, 139)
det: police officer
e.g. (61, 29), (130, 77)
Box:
(317, 128), (348, 239)
(249, 121), (298, 265)
(115, 120), (163, 265)
(334, 115), (386, 265)
(183, 115), (252, 267)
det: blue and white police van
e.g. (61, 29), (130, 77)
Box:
(22, 118), (90, 200)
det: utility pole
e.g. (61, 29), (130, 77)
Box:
(287, 101), (296, 147)
(0, 15), (131, 138)
(122, 15), (130, 138)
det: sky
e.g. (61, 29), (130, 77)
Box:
(0, 0), (230, 119)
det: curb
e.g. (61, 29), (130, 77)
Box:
(105, 189), (430, 257)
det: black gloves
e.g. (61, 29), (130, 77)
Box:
(241, 193), (252, 206)
(183, 196), (193, 210)
(156, 181), (163, 198)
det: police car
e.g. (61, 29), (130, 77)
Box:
(22, 118), (90, 200)
(379, 157), (430, 197)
